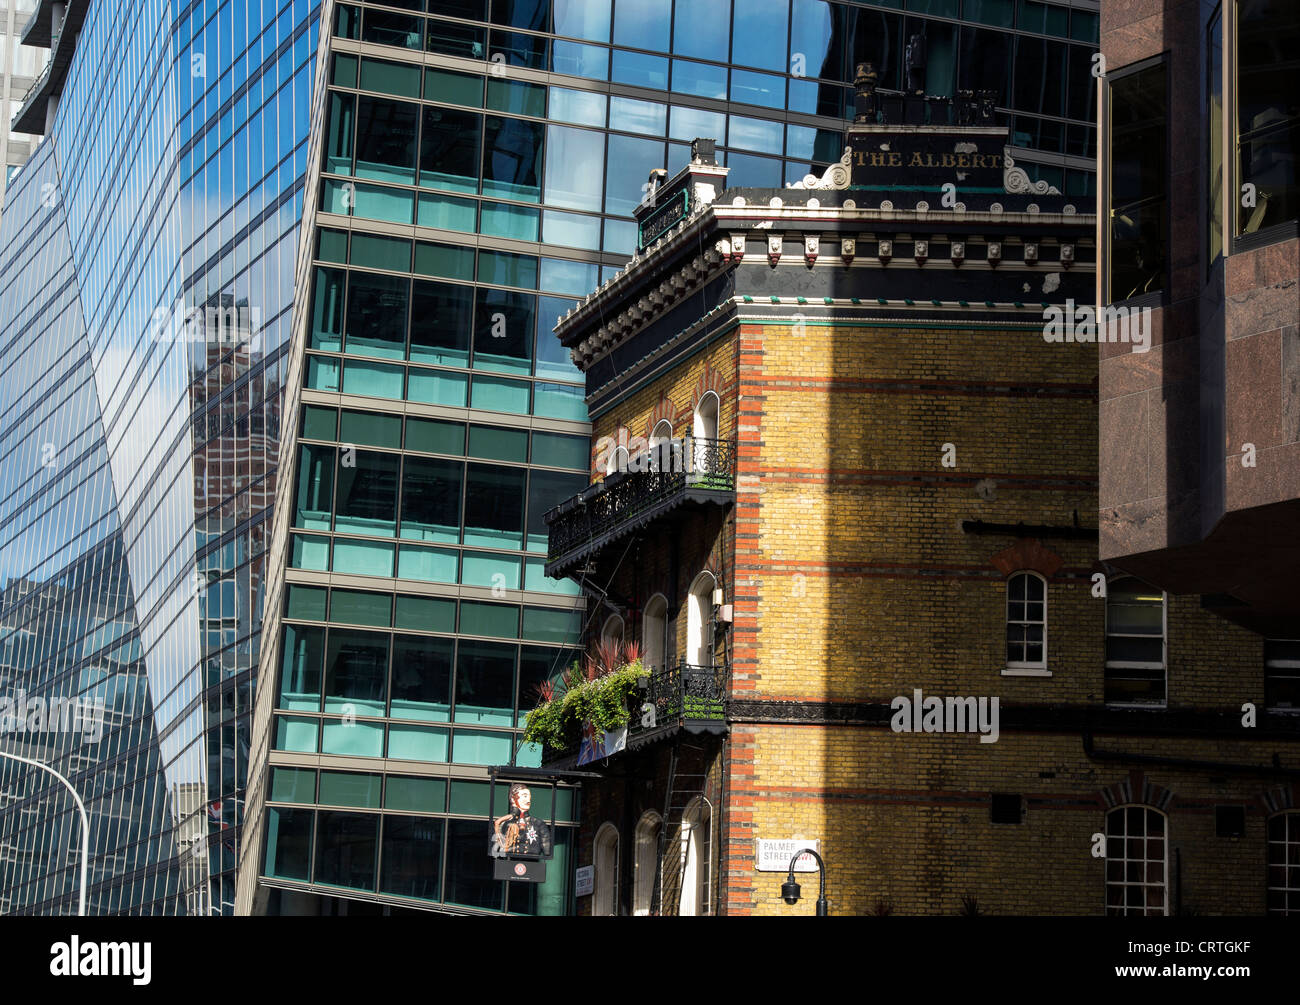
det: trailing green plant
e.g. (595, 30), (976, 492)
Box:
(522, 643), (648, 754)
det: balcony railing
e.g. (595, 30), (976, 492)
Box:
(544, 437), (736, 576)
(634, 660), (728, 736)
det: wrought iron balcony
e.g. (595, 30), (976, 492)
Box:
(633, 660), (728, 739)
(544, 437), (736, 577)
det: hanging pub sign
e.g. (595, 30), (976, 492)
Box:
(488, 779), (555, 883)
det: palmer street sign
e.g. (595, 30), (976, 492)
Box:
(756, 838), (821, 873)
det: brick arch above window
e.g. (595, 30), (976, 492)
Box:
(990, 538), (1064, 579)
(644, 393), (683, 439)
(691, 362), (726, 413)
(1098, 770), (1175, 812)
(1262, 783), (1298, 815)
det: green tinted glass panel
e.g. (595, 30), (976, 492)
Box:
(319, 771), (383, 808)
(264, 807), (313, 881)
(468, 424), (528, 462)
(321, 719), (385, 757)
(531, 431), (588, 469)
(425, 67), (484, 106)
(332, 538), (395, 577)
(471, 375), (529, 413)
(386, 724), (451, 761)
(291, 534), (331, 571)
(407, 368), (468, 406)
(305, 355), (340, 391)
(478, 250), (538, 289)
(350, 233), (411, 271)
(487, 79), (546, 117)
(418, 192), (476, 231)
(275, 716), (319, 753)
(479, 202), (540, 241)
(359, 57), (421, 98)
(532, 381), (585, 420)
(316, 228), (349, 263)
(459, 601), (519, 638)
(461, 552), (521, 589)
(342, 359), (404, 398)
(522, 606), (581, 643)
(405, 417), (465, 454)
(448, 780), (507, 816)
(385, 775), (448, 812)
(286, 584), (328, 621)
(397, 545), (459, 583)
(414, 240), (475, 281)
(353, 183), (415, 224)
(330, 589), (393, 627)
(270, 767), (317, 803)
(301, 404), (338, 441)
(310, 267), (345, 350)
(451, 730), (514, 766)
(331, 52), (358, 86)
(395, 594), (457, 632)
(525, 556), (581, 595)
(339, 409), (402, 448)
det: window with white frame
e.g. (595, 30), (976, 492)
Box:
(601, 614), (624, 648)
(1104, 578), (1166, 705)
(1267, 812), (1299, 915)
(1105, 805), (1168, 916)
(632, 811), (662, 916)
(593, 822), (619, 916)
(686, 572), (716, 667)
(678, 796), (712, 916)
(1005, 571), (1047, 672)
(642, 594), (668, 673)
(1265, 639), (1300, 711)
(649, 419), (674, 473)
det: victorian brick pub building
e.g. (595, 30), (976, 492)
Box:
(535, 52), (1299, 915)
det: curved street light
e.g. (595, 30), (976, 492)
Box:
(781, 847), (828, 916)
(0, 750), (89, 915)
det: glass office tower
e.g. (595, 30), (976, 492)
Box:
(238, 0), (1102, 916)
(0, 0), (320, 914)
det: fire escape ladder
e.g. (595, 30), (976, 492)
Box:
(652, 741), (709, 916)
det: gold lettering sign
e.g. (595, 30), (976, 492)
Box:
(856, 147), (1004, 172)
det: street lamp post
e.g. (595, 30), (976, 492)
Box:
(780, 847), (829, 916)
(0, 750), (89, 915)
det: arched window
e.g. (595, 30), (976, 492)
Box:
(1105, 805), (1168, 916)
(686, 572), (716, 667)
(1005, 571), (1047, 672)
(632, 811), (663, 916)
(1105, 578), (1166, 705)
(650, 419), (674, 473)
(678, 796), (713, 916)
(1268, 811), (1299, 914)
(605, 441), (630, 476)
(642, 594), (669, 672)
(601, 614), (624, 648)
(593, 822), (620, 916)
(693, 392), (719, 441)
(692, 392), (719, 474)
